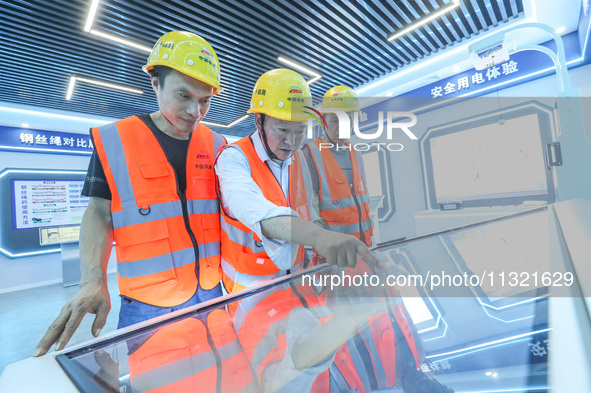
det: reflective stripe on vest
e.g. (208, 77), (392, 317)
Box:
(110, 199), (214, 228)
(129, 309), (258, 393)
(92, 116), (223, 306)
(221, 257), (281, 295)
(307, 139), (373, 246)
(219, 136), (303, 293)
(117, 242), (220, 278)
(220, 214), (267, 257)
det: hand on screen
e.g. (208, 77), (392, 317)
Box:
(33, 280), (110, 357)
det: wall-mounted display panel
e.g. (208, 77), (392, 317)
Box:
(421, 101), (557, 209)
(0, 169), (87, 258)
(11, 179), (88, 230)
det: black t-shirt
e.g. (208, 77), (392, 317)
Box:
(81, 114), (190, 199)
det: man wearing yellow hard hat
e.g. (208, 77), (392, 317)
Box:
(34, 31), (226, 356)
(215, 70), (379, 294)
(302, 86), (373, 248)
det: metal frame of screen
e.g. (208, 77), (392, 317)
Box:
(420, 101), (557, 210)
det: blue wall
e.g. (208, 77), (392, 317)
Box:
(0, 103), (118, 293)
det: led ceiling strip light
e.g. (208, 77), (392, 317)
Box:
(80, 0), (250, 128)
(65, 75), (143, 100)
(388, 0), (461, 41)
(277, 56), (322, 85)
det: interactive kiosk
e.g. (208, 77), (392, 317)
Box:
(1, 199), (590, 393)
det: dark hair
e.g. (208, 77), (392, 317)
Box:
(147, 65), (174, 88)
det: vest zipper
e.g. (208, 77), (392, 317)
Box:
(178, 137), (200, 270)
(179, 191), (200, 264)
(150, 129), (201, 283)
(172, 140), (200, 272)
(291, 281), (309, 309)
(205, 326), (223, 393)
(350, 183), (366, 245)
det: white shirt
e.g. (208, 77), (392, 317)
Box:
(215, 130), (298, 269)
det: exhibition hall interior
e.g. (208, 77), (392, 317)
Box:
(1, 0), (590, 392)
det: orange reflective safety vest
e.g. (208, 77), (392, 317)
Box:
(304, 138), (373, 246)
(92, 116), (225, 306)
(303, 260), (424, 392)
(219, 136), (305, 294)
(232, 286), (333, 390)
(233, 278), (423, 392)
(128, 308), (259, 392)
(308, 302), (423, 393)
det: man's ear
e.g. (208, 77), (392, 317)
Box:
(150, 76), (160, 93)
(254, 113), (262, 132)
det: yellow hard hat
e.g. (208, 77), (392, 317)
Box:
(143, 31), (222, 94)
(247, 68), (312, 122)
(321, 85), (360, 112)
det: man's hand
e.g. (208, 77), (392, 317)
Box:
(93, 349), (120, 392)
(260, 215), (381, 268)
(313, 230), (380, 268)
(33, 196), (114, 357)
(33, 279), (110, 356)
